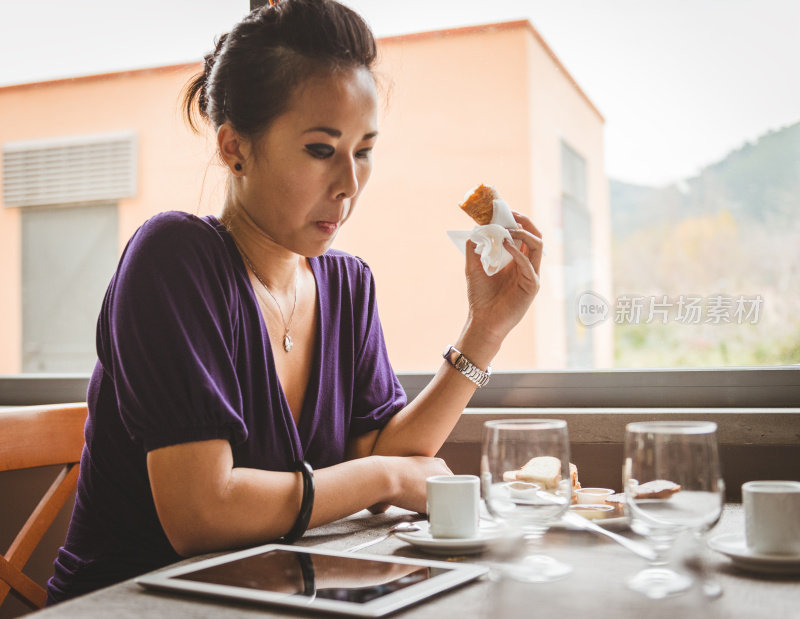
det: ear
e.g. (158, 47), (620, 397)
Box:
(217, 123), (251, 174)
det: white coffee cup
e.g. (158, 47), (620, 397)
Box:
(426, 475), (480, 539)
(742, 480), (800, 555)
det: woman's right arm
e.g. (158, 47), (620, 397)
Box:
(147, 438), (449, 557)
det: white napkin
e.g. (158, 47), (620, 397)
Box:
(447, 196), (519, 276)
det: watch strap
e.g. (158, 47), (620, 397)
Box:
(442, 345), (491, 388)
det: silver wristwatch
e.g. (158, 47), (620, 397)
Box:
(442, 345), (491, 388)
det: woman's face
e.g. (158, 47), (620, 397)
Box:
(237, 66), (378, 257)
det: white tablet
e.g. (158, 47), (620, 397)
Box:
(137, 543), (488, 617)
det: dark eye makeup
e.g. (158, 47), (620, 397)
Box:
(305, 143), (335, 159)
(305, 144), (374, 160)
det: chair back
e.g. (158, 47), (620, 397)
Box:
(0, 403), (87, 610)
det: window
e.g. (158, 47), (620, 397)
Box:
(560, 141), (594, 368)
(21, 203), (118, 372)
(338, 1), (800, 371)
(3, 132), (135, 372)
(0, 1), (797, 404)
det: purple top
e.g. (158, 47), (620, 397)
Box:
(46, 212), (405, 604)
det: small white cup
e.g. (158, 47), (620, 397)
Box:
(742, 480), (800, 555)
(426, 475), (480, 539)
(575, 487), (614, 505)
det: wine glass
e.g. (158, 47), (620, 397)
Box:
(624, 421), (725, 599)
(481, 419), (573, 582)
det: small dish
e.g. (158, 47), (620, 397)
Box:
(575, 488), (614, 505)
(394, 520), (518, 555)
(708, 533), (800, 575)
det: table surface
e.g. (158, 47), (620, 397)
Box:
(31, 504), (798, 619)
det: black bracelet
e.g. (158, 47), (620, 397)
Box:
(281, 460), (314, 544)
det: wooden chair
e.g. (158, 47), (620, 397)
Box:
(0, 403), (87, 611)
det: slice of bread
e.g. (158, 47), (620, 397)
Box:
(602, 482), (681, 503)
(504, 458), (580, 491)
(635, 480), (681, 499)
(516, 456), (562, 489)
(459, 184), (498, 225)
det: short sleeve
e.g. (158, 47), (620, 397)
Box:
(98, 212), (247, 451)
(347, 260), (406, 437)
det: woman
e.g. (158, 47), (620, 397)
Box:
(47, 0), (542, 604)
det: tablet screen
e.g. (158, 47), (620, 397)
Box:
(138, 543), (488, 617)
(175, 548), (448, 604)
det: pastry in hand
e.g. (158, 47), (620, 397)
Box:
(459, 184), (500, 225)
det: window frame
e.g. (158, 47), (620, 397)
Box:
(2, 366), (798, 408)
(401, 367), (800, 408)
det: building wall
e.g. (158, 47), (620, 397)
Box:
(0, 20), (609, 374)
(522, 24), (613, 368)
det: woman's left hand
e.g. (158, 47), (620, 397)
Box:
(465, 211), (543, 343)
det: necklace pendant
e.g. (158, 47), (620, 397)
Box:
(283, 333), (293, 353)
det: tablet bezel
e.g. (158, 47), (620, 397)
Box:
(136, 543), (488, 617)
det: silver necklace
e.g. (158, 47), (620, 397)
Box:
(236, 245), (298, 353)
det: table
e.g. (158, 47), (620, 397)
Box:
(30, 505), (797, 618)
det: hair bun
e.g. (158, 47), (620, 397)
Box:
(195, 33), (230, 117)
(204, 33), (229, 76)
(182, 0), (376, 135)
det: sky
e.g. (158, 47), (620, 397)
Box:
(1, 0), (798, 187)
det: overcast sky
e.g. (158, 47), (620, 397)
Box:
(1, 0), (798, 186)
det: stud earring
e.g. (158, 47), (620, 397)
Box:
(234, 163), (243, 172)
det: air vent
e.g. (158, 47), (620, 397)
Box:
(2, 132), (137, 208)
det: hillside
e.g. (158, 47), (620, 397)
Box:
(609, 121), (800, 367)
(611, 121), (800, 239)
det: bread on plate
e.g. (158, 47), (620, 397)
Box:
(503, 456), (580, 491)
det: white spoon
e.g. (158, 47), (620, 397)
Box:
(562, 510), (657, 562)
(345, 521), (422, 553)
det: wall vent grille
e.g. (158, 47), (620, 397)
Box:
(2, 132), (137, 207)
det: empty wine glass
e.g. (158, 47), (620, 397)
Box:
(481, 419), (573, 582)
(624, 421), (724, 599)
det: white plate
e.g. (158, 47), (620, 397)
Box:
(395, 521), (518, 555)
(551, 506), (629, 530)
(556, 516), (630, 530)
(708, 533), (800, 575)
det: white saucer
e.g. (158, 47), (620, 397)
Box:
(708, 533), (800, 575)
(395, 521), (518, 555)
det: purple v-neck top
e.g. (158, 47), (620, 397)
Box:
(46, 211), (405, 604)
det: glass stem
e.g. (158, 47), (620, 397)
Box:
(648, 533), (676, 567)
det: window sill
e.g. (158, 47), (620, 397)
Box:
(399, 366), (800, 408)
(447, 407), (800, 445)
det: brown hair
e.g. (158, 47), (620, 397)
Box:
(183, 0), (377, 137)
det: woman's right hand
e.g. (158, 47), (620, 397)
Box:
(464, 211), (543, 345)
(372, 456), (452, 514)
